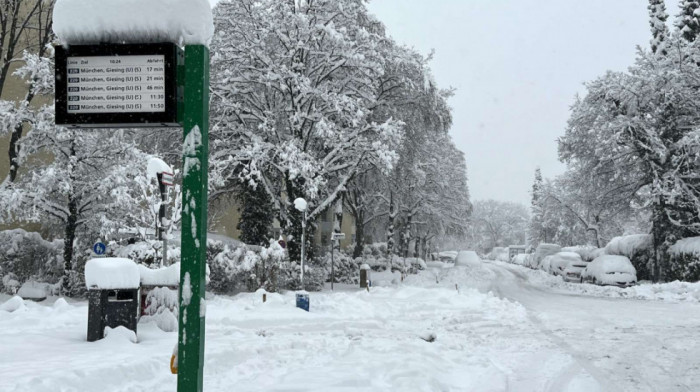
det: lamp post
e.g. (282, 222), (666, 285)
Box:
(294, 197), (308, 290)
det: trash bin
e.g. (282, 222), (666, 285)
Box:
(360, 264), (371, 288)
(296, 292), (309, 312)
(84, 258), (141, 342)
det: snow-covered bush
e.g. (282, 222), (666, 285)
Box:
(667, 237), (700, 282)
(141, 287), (178, 332)
(531, 243), (561, 269)
(0, 229), (62, 293)
(604, 235), (653, 281)
(278, 257), (327, 292)
(208, 239), (286, 293)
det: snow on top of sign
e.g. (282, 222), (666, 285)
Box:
(147, 157), (172, 180)
(85, 258), (140, 289)
(53, 0), (214, 47)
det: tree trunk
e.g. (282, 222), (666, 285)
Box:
(386, 191), (395, 256)
(353, 212), (365, 259)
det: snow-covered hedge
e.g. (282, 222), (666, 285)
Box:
(0, 229), (62, 294)
(604, 235), (653, 281)
(667, 237), (700, 282)
(208, 239), (286, 293)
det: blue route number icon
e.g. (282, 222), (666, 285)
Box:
(93, 242), (106, 256)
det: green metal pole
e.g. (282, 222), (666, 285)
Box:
(177, 44), (209, 392)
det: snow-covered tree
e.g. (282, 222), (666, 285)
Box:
(209, 0), (403, 262)
(0, 0), (55, 184)
(676, 0), (700, 42)
(237, 182), (274, 246)
(469, 200), (529, 253)
(649, 0), (670, 55)
(560, 36), (700, 280)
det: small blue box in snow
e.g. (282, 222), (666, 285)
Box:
(296, 293), (309, 312)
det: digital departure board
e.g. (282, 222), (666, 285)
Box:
(55, 43), (181, 128)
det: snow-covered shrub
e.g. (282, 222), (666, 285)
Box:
(487, 247), (509, 262)
(208, 240), (286, 293)
(278, 255), (327, 291)
(604, 235), (653, 281)
(323, 251), (361, 284)
(110, 240), (181, 266)
(364, 243), (388, 258)
(667, 237), (700, 282)
(1, 274), (20, 295)
(141, 287), (179, 332)
(0, 229), (62, 292)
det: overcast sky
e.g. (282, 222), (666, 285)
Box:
(366, 0), (682, 205)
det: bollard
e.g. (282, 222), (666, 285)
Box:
(296, 292), (309, 312)
(360, 264), (371, 288)
(263, 293), (267, 303)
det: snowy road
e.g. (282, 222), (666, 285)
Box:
(1, 263), (699, 392)
(483, 261), (700, 392)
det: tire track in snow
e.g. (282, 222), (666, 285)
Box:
(485, 264), (616, 392)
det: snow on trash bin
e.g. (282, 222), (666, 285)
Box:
(85, 258), (140, 290)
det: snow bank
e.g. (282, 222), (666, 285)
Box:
(84, 258), (140, 289)
(669, 236), (700, 256)
(496, 261), (700, 302)
(0, 296), (25, 312)
(53, 0), (214, 47)
(138, 263), (180, 286)
(604, 234), (652, 256)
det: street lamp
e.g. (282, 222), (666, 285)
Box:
(294, 197), (308, 290)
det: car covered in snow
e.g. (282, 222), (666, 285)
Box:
(548, 252), (583, 277)
(512, 253), (529, 266)
(438, 251), (458, 263)
(455, 250), (482, 267)
(581, 255), (637, 287)
(530, 243), (561, 269)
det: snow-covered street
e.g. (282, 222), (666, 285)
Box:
(2, 262), (698, 392)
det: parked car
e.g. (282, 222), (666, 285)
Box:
(438, 251), (458, 263)
(549, 252), (583, 277)
(561, 256), (589, 282)
(581, 255), (637, 287)
(530, 243), (561, 269)
(512, 253), (529, 266)
(455, 251), (482, 267)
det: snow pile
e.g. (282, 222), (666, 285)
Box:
(17, 281), (54, 300)
(102, 326), (138, 344)
(0, 295), (26, 312)
(455, 251), (482, 267)
(53, 0), (214, 47)
(669, 236), (700, 256)
(139, 263), (180, 286)
(604, 234), (652, 256)
(84, 258), (140, 289)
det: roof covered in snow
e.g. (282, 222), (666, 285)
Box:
(85, 258), (140, 289)
(53, 0), (214, 47)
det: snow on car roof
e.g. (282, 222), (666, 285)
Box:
(588, 255), (636, 275)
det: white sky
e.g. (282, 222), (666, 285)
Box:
(367, 0), (681, 205)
